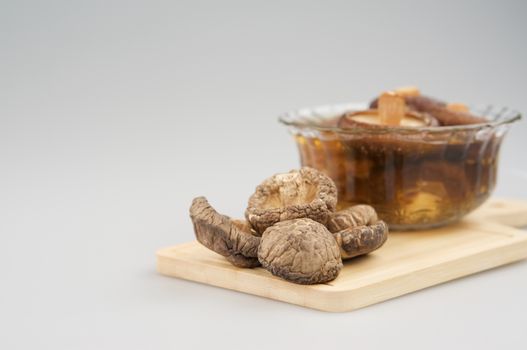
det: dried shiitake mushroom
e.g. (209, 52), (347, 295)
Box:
(328, 205), (388, 259)
(189, 168), (389, 285)
(245, 167), (338, 235)
(334, 221), (388, 259)
(258, 218), (342, 284)
(190, 197), (261, 268)
(327, 204), (379, 232)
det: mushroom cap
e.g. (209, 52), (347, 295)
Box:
(327, 204), (379, 233)
(258, 218), (342, 284)
(334, 221), (388, 259)
(190, 196), (261, 268)
(327, 205), (389, 260)
(245, 167), (338, 235)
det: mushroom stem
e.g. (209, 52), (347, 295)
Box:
(394, 86), (420, 97)
(378, 92), (406, 126)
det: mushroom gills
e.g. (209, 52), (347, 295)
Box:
(245, 167), (338, 235)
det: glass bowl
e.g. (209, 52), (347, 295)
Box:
(279, 102), (521, 230)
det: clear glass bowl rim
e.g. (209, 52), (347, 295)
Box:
(278, 102), (522, 135)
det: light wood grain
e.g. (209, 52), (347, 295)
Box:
(156, 198), (527, 312)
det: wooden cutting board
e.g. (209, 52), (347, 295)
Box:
(156, 198), (527, 312)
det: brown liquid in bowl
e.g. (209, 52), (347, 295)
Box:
(294, 116), (501, 229)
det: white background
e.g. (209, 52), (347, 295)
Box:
(2, 1), (527, 349)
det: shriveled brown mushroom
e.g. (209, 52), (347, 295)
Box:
(328, 205), (388, 259)
(245, 167), (337, 235)
(189, 168), (389, 285)
(334, 221), (388, 259)
(258, 218), (342, 284)
(189, 196), (261, 268)
(327, 204), (379, 232)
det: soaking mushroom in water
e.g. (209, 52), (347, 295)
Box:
(339, 91), (439, 129)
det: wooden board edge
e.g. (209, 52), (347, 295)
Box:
(323, 235), (527, 312)
(156, 235), (527, 312)
(156, 250), (340, 311)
